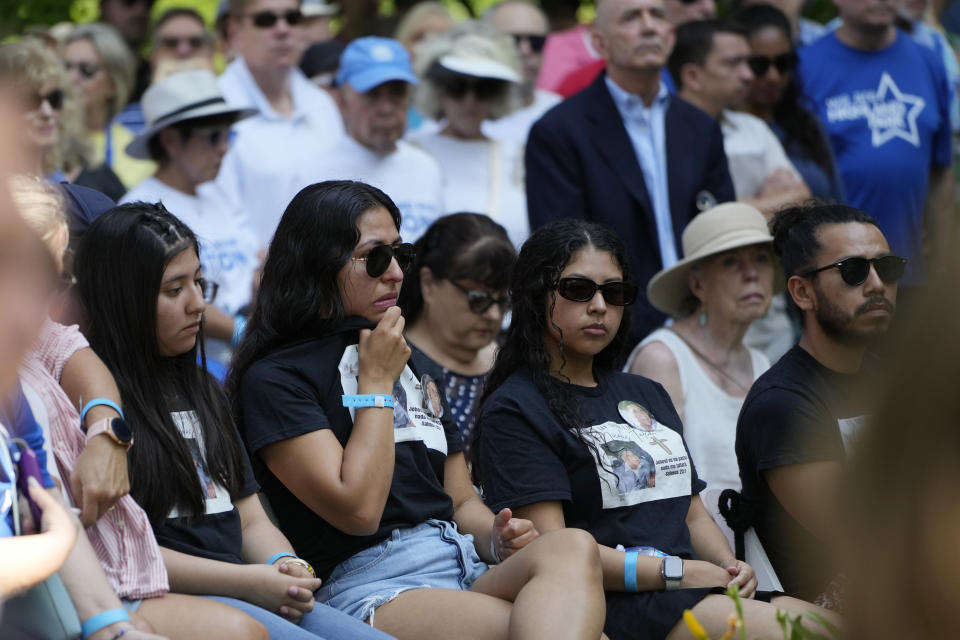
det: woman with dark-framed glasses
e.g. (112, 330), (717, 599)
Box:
(398, 213), (516, 463)
(230, 180), (607, 640)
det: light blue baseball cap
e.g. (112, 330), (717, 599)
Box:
(336, 37), (419, 93)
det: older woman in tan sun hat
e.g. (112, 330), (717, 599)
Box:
(624, 202), (783, 541)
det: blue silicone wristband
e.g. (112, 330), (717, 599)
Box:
(232, 315), (247, 347)
(81, 608), (130, 639)
(80, 398), (125, 427)
(341, 394), (394, 408)
(266, 552), (298, 566)
(624, 551), (639, 593)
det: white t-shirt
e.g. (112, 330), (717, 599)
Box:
(311, 136), (444, 242)
(214, 58), (345, 245)
(122, 177), (260, 319)
(720, 110), (801, 199)
(408, 131), (529, 247)
(482, 89), (562, 146)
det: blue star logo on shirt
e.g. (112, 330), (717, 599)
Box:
(870, 72), (925, 148)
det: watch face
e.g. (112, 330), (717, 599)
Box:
(663, 556), (683, 580)
(110, 417), (133, 443)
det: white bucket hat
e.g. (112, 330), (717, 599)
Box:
(126, 70), (258, 160)
(302, 0), (340, 17)
(646, 202), (784, 317)
(437, 33), (521, 82)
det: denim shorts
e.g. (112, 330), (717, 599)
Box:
(317, 519), (489, 622)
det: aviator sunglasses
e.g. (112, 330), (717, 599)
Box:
(449, 280), (510, 315)
(747, 52), (797, 77)
(248, 9), (304, 28)
(555, 277), (638, 306)
(800, 255), (907, 286)
(352, 243), (415, 278)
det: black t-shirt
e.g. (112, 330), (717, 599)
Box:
(239, 317), (463, 581)
(477, 367), (706, 558)
(735, 345), (873, 600)
(152, 401), (259, 564)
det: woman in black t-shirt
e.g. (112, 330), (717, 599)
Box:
(77, 203), (392, 640)
(230, 181), (606, 640)
(473, 219), (838, 640)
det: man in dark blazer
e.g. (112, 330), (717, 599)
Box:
(526, 0), (735, 345)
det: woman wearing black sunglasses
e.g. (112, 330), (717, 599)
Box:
(473, 218), (834, 640)
(398, 213), (516, 463)
(231, 181), (606, 640)
(732, 4), (845, 203)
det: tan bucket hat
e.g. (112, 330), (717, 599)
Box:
(646, 202), (784, 317)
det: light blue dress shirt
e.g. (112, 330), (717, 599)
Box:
(604, 76), (678, 269)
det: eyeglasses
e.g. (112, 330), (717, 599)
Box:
(449, 280), (510, 315)
(198, 278), (219, 303)
(64, 61), (102, 79)
(189, 125), (234, 148)
(747, 52), (797, 77)
(247, 9), (304, 28)
(800, 255), (907, 286)
(157, 35), (210, 51)
(25, 89), (64, 112)
(438, 76), (506, 101)
(555, 277), (638, 306)
(511, 33), (546, 53)
(351, 243), (415, 278)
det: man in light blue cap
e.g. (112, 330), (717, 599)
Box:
(312, 37), (443, 241)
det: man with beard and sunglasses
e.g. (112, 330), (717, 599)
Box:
(734, 203), (904, 606)
(214, 0), (344, 247)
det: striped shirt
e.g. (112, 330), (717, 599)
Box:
(20, 318), (168, 598)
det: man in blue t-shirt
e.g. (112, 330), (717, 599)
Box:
(797, 0), (953, 286)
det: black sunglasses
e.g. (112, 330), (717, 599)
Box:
(449, 280), (510, 315)
(188, 125), (234, 148)
(248, 9), (303, 28)
(511, 33), (546, 53)
(352, 243), (415, 278)
(158, 35), (210, 50)
(801, 255), (907, 286)
(747, 52), (797, 77)
(64, 61), (101, 79)
(555, 277), (638, 306)
(439, 76), (506, 101)
(25, 89), (64, 112)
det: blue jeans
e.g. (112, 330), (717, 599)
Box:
(202, 595), (393, 639)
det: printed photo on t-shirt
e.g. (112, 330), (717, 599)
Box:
(582, 418), (691, 509)
(338, 345), (447, 454)
(169, 410), (233, 517)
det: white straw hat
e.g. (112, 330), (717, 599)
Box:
(126, 70), (257, 159)
(646, 202), (784, 317)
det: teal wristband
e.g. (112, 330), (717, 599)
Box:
(266, 552), (297, 566)
(624, 551), (639, 593)
(80, 398), (125, 428)
(341, 394), (394, 408)
(81, 608), (130, 639)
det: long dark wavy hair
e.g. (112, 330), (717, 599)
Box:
(75, 202), (245, 525)
(732, 4), (836, 176)
(398, 212), (516, 323)
(228, 181), (402, 416)
(472, 219), (632, 483)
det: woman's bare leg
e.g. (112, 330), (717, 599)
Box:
(373, 528), (606, 640)
(137, 593), (268, 640)
(666, 593), (842, 639)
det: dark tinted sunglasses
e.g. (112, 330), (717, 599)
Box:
(64, 61), (101, 79)
(747, 52), (797, 77)
(439, 76), (506, 101)
(25, 89), (64, 112)
(449, 280), (510, 315)
(352, 243), (415, 278)
(158, 35), (210, 50)
(249, 9), (303, 28)
(188, 125), (234, 148)
(512, 33), (546, 53)
(801, 255), (907, 286)
(555, 277), (638, 306)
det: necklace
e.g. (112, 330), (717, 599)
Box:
(668, 328), (751, 394)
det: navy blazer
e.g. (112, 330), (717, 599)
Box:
(525, 73), (735, 346)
